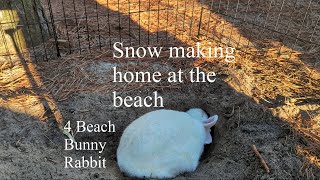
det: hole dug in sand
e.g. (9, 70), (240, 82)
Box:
(58, 80), (318, 179)
(194, 106), (222, 163)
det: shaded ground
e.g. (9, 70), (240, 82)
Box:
(0, 57), (319, 179)
(0, 0), (319, 179)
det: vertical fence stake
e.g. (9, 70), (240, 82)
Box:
(128, 0), (131, 45)
(47, 0), (60, 57)
(61, 0), (71, 53)
(117, 0), (122, 43)
(83, 0), (91, 52)
(189, 0), (196, 38)
(198, 6), (204, 37)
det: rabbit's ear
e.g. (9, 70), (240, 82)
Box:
(203, 115), (218, 129)
(204, 129), (213, 144)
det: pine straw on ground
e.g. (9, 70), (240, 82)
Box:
(1, 0), (319, 172)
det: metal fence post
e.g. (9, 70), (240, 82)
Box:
(46, 0), (60, 57)
(198, 6), (204, 37)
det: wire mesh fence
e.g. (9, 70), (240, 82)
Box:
(0, 0), (319, 62)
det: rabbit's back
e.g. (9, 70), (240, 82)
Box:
(117, 109), (206, 178)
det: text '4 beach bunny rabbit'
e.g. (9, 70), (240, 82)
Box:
(117, 108), (219, 179)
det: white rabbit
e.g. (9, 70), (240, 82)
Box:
(117, 108), (219, 179)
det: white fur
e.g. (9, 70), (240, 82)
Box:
(117, 109), (218, 179)
(186, 108), (208, 121)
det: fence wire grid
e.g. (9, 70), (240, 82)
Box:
(0, 0), (319, 62)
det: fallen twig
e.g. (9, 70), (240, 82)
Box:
(252, 144), (270, 173)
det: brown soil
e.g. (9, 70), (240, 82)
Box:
(1, 56), (319, 179)
(0, 0), (319, 179)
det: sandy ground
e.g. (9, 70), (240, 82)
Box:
(0, 0), (319, 179)
(0, 58), (319, 179)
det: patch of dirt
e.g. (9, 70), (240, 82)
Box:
(0, 0), (319, 179)
(0, 57), (319, 179)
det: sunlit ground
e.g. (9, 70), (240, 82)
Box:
(0, 0), (318, 174)
(93, 0), (320, 168)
